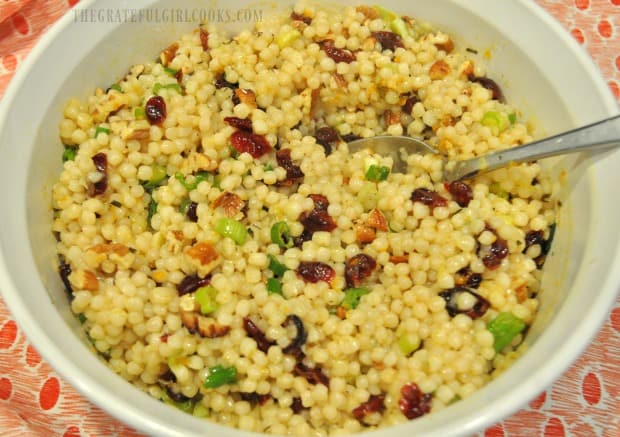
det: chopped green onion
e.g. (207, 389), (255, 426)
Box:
(77, 313), (87, 324)
(175, 171), (212, 191)
(108, 83), (123, 93)
(110, 200), (122, 208)
(192, 402), (209, 418)
(374, 5), (397, 22)
(147, 198), (158, 229)
(357, 182), (378, 211)
(263, 162), (274, 171)
(267, 278), (283, 296)
(487, 312), (526, 352)
(179, 197), (192, 214)
(215, 218), (248, 245)
(268, 254), (287, 277)
(341, 287), (371, 310)
(508, 113), (517, 124)
(398, 333), (421, 356)
(270, 221), (293, 248)
(153, 82), (183, 95)
(134, 107), (146, 119)
(195, 285), (219, 315)
(164, 66), (179, 76)
(141, 164), (167, 192)
(94, 126), (110, 138)
(204, 364), (237, 388)
(390, 17), (410, 39)
(275, 29), (301, 49)
(62, 145), (78, 162)
(489, 182), (510, 200)
(365, 164), (390, 182)
(481, 111), (509, 133)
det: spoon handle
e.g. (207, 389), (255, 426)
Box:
(444, 114), (620, 181)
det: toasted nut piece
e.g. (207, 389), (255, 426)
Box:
(356, 5), (379, 19)
(459, 60), (475, 78)
(212, 192), (245, 218)
(434, 36), (454, 53)
(187, 242), (219, 266)
(429, 60), (450, 80)
(367, 208), (388, 231)
(389, 255), (409, 264)
(160, 42), (179, 66)
(235, 88), (257, 107)
(89, 243), (130, 256)
(68, 269), (99, 291)
(181, 312), (230, 338)
(355, 224), (376, 243)
(332, 73), (347, 88)
(384, 110), (400, 126)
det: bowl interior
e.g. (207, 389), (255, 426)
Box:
(0, 0), (618, 436)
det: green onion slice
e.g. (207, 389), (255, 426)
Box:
(203, 365), (237, 388)
(214, 218), (248, 245)
(487, 312), (526, 352)
(341, 287), (371, 310)
(195, 285), (219, 315)
(365, 164), (390, 182)
(94, 126), (110, 138)
(270, 221), (293, 248)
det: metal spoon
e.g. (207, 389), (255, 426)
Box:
(347, 114), (620, 182)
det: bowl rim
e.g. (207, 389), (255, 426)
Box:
(0, 0), (618, 436)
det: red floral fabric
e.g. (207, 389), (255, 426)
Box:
(0, 1), (618, 435)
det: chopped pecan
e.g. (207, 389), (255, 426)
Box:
(389, 255), (409, 264)
(88, 243), (130, 256)
(68, 269), (99, 291)
(126, 129), (150, 141)
(160, 42), (179, 66)
(212, 192), (245, 217)
(234, 88), (257, 107)
(186, 242), (219, 266)
(290, 11), (312, 24)
(181, 312), (230, 338)
(429, 60), (450, 80)
(384, 109), (400, 126)
(434, 37), (454, 53)
(355, 224), (376, 243)
(356, 5), (379, 19)
(367, 209), (388, 231)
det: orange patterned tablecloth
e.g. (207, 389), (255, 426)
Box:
(0, 1), (619, 436)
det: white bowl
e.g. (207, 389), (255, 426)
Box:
(0, 0), (618, 436)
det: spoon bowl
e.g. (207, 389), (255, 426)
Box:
(347, 114), (620, 181)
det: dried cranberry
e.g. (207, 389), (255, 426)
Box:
(166, 386), (191, 403)
(345, 254), (377, 288)
(411, 188), (447, 210)
(524, 230), (545, 252)
(230, 130), (272, 158)
(296, 261), (335, 284)
(479, 235), (509, 269)
(297, 194), (337, 243)
(145, 95), (167, 125)
(159, 368), (176, 382)
(177, 274), (210, 296)
(446, 181), (473, 207)
(401, 93), (419, 115)
(290, 11), (312, 24)
(352, 394), (386, 422)
(320, 39), (356, 63)
(90, 153), (108, 196)
(58, 260), (73, 295)
(439, 286), (490, 319)
(291, 397), (305, 414)
(215, 73), (238, 90)
(276, 148), (304, 185)
(240, 392), (271, 406)
(281, 315), (307, 357)
(186, 201), (198, 222)
(314, 126), (340, 155)
(242, 317), (275, 353)
(372, 31), (404, 51)
(468, 74), (505, 102)
(455, 267), (482, 288)
(399, 383), (432, 420)
(294, 361), (329, 386)
(199, 28), (209, 51)
(224, 116), (253, 132)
